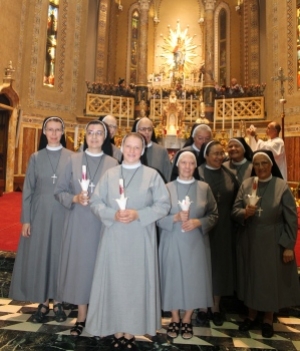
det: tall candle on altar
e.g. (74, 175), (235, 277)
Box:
(222, 96), (225, 130)
(74, 126), (78, 149)
(82, 165), (87, 180)
(110, 96), (113, 114)
(231, 98), (234, 130)
(190, 96), (193, 123)
(213, 112), (216, 131)
(127, 99), (129, 128)
(119, 97), (122, 127)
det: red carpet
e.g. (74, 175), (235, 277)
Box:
(0, 192), (22, 252)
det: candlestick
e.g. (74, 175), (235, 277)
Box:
(190, 96), (193, 123)
(127, 99), (129, 128)
(160, 91), (163, 116)
(82, 165), (87, 180)
(110, 96), (113, 114)
(222, 96), (225, 130)
(119, 97), (122, 127)
(74, 126), (78, 149)
(231, 98), (234, 130)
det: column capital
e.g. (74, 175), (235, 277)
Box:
(138, 0), (150, 11)
(204, 0), (216, 11)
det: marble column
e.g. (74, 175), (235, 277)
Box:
(136, 0), (149, 107)
(203, 0), (216, 122)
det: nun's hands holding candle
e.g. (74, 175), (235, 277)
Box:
(244, 204), (257, 219)
(173, 210), (189, 223)
(73, 190), (89, 206)
(181, 218), (201, 232)
(115, 209), (139, 223)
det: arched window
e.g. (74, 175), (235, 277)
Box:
(129, 9), (139, 85)
(219, 9), (227, 85)
(44, 0), (59, 87)
(297, 1), (300, 89)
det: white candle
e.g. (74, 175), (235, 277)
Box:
(160, 91), (163, 116)
(82, 165), (87, 180)
(127, 99), (129, 128)
(119, 178), (124, 199)
(110, 96), (113, 114)
(119, 97), (122, 127)
(190, 96), (193, 123)
(229, 129), (233, 139)
(252, 177), (258, 197)
(74, 126), (78, 149)
(231, 98), (234, 130)
(222, 96), (225, 130)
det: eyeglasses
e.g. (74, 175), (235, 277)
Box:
(195, 137), (211, 142)
(45, 128), (63, 134)
(253, 161), (270, 167)
(210, 152), (225, 157)
(138, 127), (153, 132)
(108, 124), (117, 130)
(87, 130), (104, 137)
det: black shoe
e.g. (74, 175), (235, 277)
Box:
(261, 323), (274, 338)
(239, 318), (256, 331)
(196, 311), (208, 326)
(212, 312), (224, 326)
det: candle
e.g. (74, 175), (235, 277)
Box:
(183, 94), (186, 117)
(160, 91), (163, 116)
(252, 177), (258, 197)
(119, 97), (122, 127)
(222, 96), (225, 130)
(190, 96), (193, 123)
(119, 178), (124, 198)
(231, 98), (234, 130)
(82, 165), (87, 180)
(127, 99), (129, 128)
(229, 129), (233, 139)
(110, 96), (113, 114)
(74, 126), (78, 149)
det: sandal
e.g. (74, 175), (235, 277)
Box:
(167, 321), (181, 338)
(181, 322), (193, 340)
(70, 321), (85, 337)
(123, 337), (137, 350)
(53, 303), (67, 322)
(111, 335), (124, 350)
(31, 303), (49, 323)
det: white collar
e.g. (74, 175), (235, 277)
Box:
(205, 164), (221, 170)
(232, 158), (247, 166)
(85, 150), (103, 157)
(258, 175), (272, 183)
(122, 162), (142, 169)
(46, 145), (63, 151)
(147, 142), (153, 148)
(192, 144), (200, 152)
(176, 177), (195, 184)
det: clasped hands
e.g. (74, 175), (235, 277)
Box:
(174, 210), (201, 232)
(244, 204), (257, 219)
(74, 191), (89, 206)
(115, 209), (138, 223)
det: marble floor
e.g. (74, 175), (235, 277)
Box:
(1, 251), (300, 350)
(0, 299), (300, 350)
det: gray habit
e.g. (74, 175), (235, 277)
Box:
(157, 179), (218, 311)
(232, 176), (300, 312)
(85, 164), (170, 336)
(223, 159), (253, 185)
(9, 147), (73, 302)
(198, 164), (239, 296)
(54, 152), (118, 304)
(146, 142), (171, 182)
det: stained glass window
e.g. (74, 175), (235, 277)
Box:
(130, 10), (139, 84)
(44, 0), (59, 87)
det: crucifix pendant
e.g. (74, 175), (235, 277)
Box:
(257, 207), (263, 217)
(89, 182), (95, 193)
(51, 173), (57, 184)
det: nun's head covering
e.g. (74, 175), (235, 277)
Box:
(38, 116), (66, 150)
(83, 120), (113, 156)
(99, 115), (117, 144)
(170, 150), (200, 181)
(251, 149), (283, 179)
(119, 132), (148, 166)
(198, 140), (220, 165)
(131, 117), (158, 143)
(228, 137), (253, 161)
(183, 123), (212, 147)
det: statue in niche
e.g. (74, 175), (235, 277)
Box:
(162, 91), (183, 136)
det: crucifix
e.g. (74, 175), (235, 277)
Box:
(272, 67), (292, 140)
(89, 182), (96, 193)
(257, 207), (263, 217)
(51, 174), (58, 184)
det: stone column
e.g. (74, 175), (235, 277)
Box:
(135, 0), (150, 107)
(203, 0), (216, 122)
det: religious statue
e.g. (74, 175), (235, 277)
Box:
(162, 91), (183, 136)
